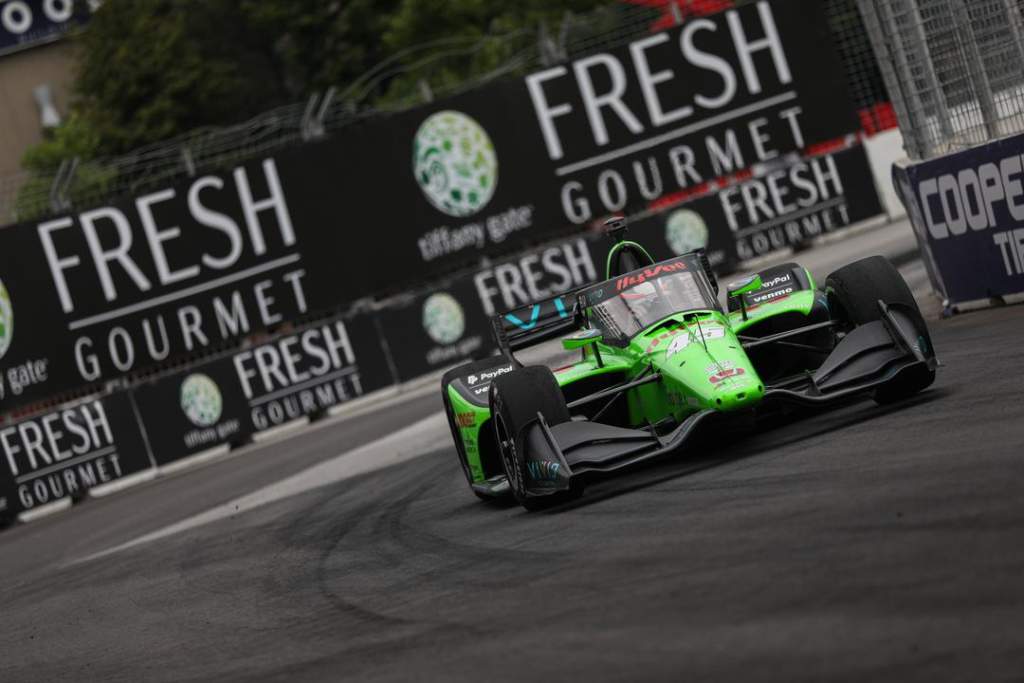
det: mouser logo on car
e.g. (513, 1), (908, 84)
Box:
(615, 262), (687, 291)
(413, 110), (498, 218)
(0, 277), (13, 361)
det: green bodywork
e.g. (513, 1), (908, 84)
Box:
(447, 385), (496, 483)
(449, 267), (821, 485)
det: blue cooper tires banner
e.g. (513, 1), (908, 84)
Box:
(894, 132), (1024, 306)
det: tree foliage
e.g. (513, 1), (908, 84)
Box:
(26, 0), (607, 168)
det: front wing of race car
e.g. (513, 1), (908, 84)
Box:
(511, 301), (938, 500)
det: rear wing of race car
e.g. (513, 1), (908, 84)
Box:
(492, 290), (582, 353)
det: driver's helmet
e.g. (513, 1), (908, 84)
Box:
(658, 272), (699, 310)
(621, 281), (658, 312)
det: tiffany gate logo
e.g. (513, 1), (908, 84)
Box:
(0, 277), (12, 361)
(413, 110), (534, 263)
(413, 110), (498, 218)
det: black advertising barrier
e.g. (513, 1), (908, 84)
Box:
(894, 132), (1024, 307)
(132, 313), (393, 465)
(0, 391), (152, 518)
(630, 143), (884, 267)
(0, 153), (367, 412)
(0, 0), (861, 413)
(377, 235), (604, 382)
(378, 140), (886, 383)
(298, 0), (859, 282)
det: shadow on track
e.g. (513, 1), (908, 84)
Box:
(541, 388), (951, 514)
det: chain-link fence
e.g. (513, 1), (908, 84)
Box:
(0, 0), (893, 225)
(858, 0), (1024, 160)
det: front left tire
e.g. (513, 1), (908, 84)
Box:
(489, 366), (581, 511)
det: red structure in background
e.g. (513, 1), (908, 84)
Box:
(621, 0), (897, 138)
(858, 102), (898, 135)
(621, 0), (735, 31)
(618, 0), (897, 216)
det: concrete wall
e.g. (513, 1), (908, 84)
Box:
(863, 128), (908, 221)
(0, 41), (75, 178)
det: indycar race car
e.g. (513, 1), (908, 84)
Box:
(441, 219), (937, 510)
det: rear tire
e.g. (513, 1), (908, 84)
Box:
(489, 366), (581, 511)
(825, 255), (934, 403)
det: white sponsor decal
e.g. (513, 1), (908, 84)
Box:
(233, 321), (366, 431)
(750, 287), (794, 304)
(467, 365), (513, 386)
(36, 159), (310, 382)
(759, 274), (792, 289)
(0, 400), (125, 511)
(473, 239), (596, 315)
(666, 323), (725, 357)
(526, 3), (805, 224)
(722, 153), (855, 259)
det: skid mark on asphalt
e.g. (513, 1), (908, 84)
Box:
(65, 412), (450, 566)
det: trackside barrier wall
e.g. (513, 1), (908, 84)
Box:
(0, 0), (873, 414)
(893, 133), (1024, 310)
(0, 141), (887, 522)
(0, 310), (395, 521)
(131, 313), (394, 466)
(0, 392), (153, 520)
(0, 0), (900, 523)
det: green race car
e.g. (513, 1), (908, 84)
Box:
(442, 220), (937, 510)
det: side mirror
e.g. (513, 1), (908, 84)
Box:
(727, 274), (762, 299)
(562, 328), (603, 351)
(726, 274), (762, 321)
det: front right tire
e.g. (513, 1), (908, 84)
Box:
(825, 255), (935, 404)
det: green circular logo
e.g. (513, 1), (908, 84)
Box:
(665, 209), (709, 255)
(422, 293), (465, 345)
(180, 373), (223, 427)
(413, 110), (497, 217)
(0, 278), (12, 361)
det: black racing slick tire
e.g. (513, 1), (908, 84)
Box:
(825, 255), (935, 404)
(489, 366), (580, 511)
(441, 357), (513, 501)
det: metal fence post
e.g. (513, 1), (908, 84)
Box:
(904, 0), (954, 148)
(950, 0), (1000, 142)
(670, 1), (684, 25)
(860, 0), (928, 158)
(1002, 0), (1024, 74)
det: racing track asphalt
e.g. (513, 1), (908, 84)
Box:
(1, 302), (1023, 681)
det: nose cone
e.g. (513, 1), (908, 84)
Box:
(709, 378), (764, 411)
